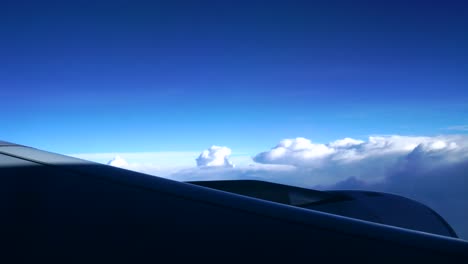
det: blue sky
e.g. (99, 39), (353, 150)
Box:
(1, 0), (467, 154)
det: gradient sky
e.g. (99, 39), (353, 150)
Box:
(1, 0), (467, 154)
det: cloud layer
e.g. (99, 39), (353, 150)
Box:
(252, 135), (467, 184)
(254, 135), (462, 167)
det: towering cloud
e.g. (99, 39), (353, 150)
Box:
(253, 137), (335, 167)
(196, 145), (235, 168)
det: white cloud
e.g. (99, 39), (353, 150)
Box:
(254, 135), (462, 167)
(107, 155), (129, 167)
(196, 145), (235, 168)
(329, 137), (364, 148)
(254, 137), (334, 167)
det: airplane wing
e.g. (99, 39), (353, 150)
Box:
(1, 140), (467, 262)
(189, 180), (459, 238)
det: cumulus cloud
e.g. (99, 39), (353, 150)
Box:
(196, 145), (235, 168)
(253, 137), (335, 167)
(107, 155), (129, 167)
(329, 137), (364, 148)
(254, 135), (440, 166)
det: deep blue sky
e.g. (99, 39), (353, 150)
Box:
(1, 0), (467, 154)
